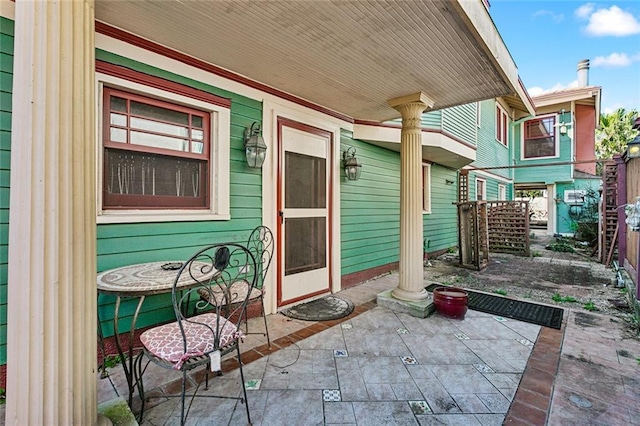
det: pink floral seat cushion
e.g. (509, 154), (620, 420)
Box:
(140, 312), (243, 369)
(197, 280), (263, 307)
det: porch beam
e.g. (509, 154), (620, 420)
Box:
(389, 93), (434, 301)
(6, 1), (100, 425)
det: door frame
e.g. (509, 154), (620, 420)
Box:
(276, 117), (333, 307)
(261, 101), (344, 313)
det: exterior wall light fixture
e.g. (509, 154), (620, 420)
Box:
(244, 122), (267, 168)
(627, 133), (640, 158)
(342, 146), (362, 181)
(624, 196), (640, 232)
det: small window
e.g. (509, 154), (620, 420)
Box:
(476, 178), (486, 201)
(498, 184), (506, 201)
(422, 164), (431, 213)
(495, 104), (508, 146)
(102, 88), (210, 209)
(523, 116), (556, 159)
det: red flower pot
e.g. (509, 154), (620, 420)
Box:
(433, 287), (468, 320)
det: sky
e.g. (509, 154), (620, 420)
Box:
(489, 0), (640, 115)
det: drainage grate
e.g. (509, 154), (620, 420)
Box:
(425, 284), (563, 329)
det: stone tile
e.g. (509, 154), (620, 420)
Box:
(416, 413), (482, 425)
(335, 358), (368, 402)
(259, 389), (324, 426)
(391, 381), (424, 400)
(450, 393), (492, 414)
(414, 378), (461, 414)
(428, 365), (498, 394)
(295, 326), (346, 350)
(476, 393), (511, 413)
(324, 401), (355, 424)
(357, 356), (413, 384)
(366, 383), (397, 401)
(351, 401), (419, 425)
(344, 328), (410, 357)
(474, 413), (505, 426)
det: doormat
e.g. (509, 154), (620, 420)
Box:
(280, 295), (354, 321)
(425, 284), (563, 329)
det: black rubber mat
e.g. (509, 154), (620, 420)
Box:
(281, 295), (354, 321)
(425, 284), (563, 329)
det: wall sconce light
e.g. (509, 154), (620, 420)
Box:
(244, 122), (267, 168)
(556, 109), (572, 137)
(554, 195), (562, 204)
(445, 179), (455, 185)
(624, 196), (640, 231)
(627, 133), (640, 158)
(342, 146), (362, 181)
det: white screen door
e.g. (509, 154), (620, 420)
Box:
(277, 119), (331, 306)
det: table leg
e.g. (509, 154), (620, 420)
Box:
(112, 295), (146, 408)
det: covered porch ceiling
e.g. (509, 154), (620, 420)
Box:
(95, 0), (534, 122)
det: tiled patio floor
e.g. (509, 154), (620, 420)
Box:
(97, 263), (640, 426)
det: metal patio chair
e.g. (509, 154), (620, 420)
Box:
(198, 225), (274, 347)
(133, 242), (258, 426)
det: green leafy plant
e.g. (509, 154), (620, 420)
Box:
(552, 293), (577, 303)
(103, 354), (125, 369)
(0, 387), (5, 404)
(494, 289), (507, 296)
(546, 241), (575, 253)
(583, 301), (599, 311)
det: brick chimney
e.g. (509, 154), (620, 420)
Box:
(577, 59), (590, 87)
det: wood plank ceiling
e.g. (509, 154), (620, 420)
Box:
(95, 0), (532, 122)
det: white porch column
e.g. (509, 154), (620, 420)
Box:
(389, 93), (434, 301)
(6, 1), (98, 425)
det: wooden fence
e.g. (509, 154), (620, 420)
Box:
(486, 201), (530, 256)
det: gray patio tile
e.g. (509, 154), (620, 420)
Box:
(351, 401), (419, 425)
(260, 389), (323, 426)
(139, 397), (180, 425)
(416, 413), (483, 425)
(483, 372), (521, 389)
(501, 320), (541, 342)
(450, 394), (492, 414)
(468, 349), (523, 374)
(296, 326), (347, 350)
(428, 365), (498, 394)
(350, 308), (405, 330)
(498, 386), (517, 401)
(356, 356), (413, 384)
(365, 383), (396, 400)
(324, 401), (356, 424)
(336, 358), (368, 401)
(473, 414), (506, 426)
(345, 328), (410, 357)
(184, 397), (239, 424)
(405, 364), (437, 380)
(228, 390), (268, 426)
(288, 372), (339, 389)
(453, 318), (523, 340)
(414, 379), (461, 414)
(391, 381), (424, 400)
(476, 393), (511, 413)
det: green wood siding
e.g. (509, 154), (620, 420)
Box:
(424, 165), (459, 252)
(340, 132), (401, 275)
(0, 16), (13, 365)
(473, 100), (511, 179)
(340, 132), (459, 275)
(95, 50), (265, 336)
(442, 103), (477, 147)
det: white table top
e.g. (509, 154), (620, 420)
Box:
(97, 261), (217, 296)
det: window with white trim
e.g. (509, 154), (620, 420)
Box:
(495, 104), (508, 146)
(476, 178), (486, 201)
(422, 163), (431, 213)
(498, 184), (506, 200)
(97, 71), (230, 223)
(523, 115), (556, 159)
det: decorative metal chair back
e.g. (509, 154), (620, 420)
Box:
(173, 243), (258, 349)
(136, 242), (257, 425)
(245, 225), (274, 291)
